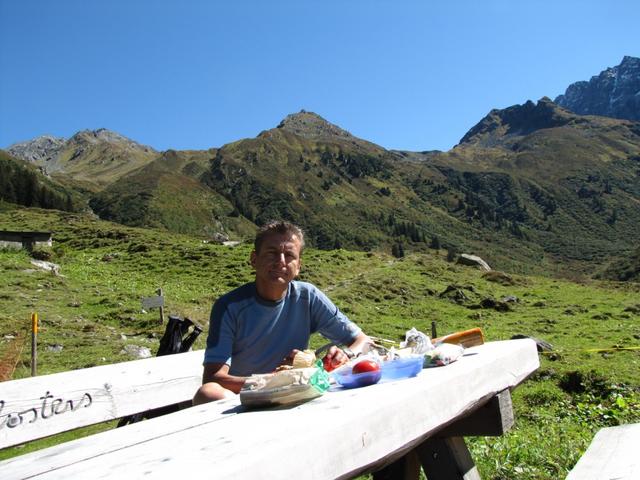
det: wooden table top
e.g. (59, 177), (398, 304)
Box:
(1, 339), (539, 480)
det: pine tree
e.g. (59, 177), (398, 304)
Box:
(392, 242), (405, 258)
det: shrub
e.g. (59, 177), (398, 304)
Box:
(30, 247), (53, 261)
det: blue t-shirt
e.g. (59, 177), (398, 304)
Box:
(204, 281), (361, 376)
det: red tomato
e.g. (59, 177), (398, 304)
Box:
(352, 359), (380, 374)
(322, 356), (335, 372)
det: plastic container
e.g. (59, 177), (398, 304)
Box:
(332, 368), (382, 389)
(380, 355), (423, 380)
(332, 355), (423, 389)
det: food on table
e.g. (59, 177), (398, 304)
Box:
(292, 349), (316, 368)
(321, 349), (350, 372)
(275, 349), (316, 372)
(240, 366), (329, 407)
(350, 359), (382, 386)
(424, 343), (464, 366)
(322, 356), (335, 372)
(274, 364), (294, 372)
(400, 327), (433, 354)
(433, 327), (484, 348)
(352, 359), (380, 374)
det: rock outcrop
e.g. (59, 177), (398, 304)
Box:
(7, 135), (65, 169)
(276, 110), (356, 141)
(457, 254), (491, 271)
(458, 97), (576, 147)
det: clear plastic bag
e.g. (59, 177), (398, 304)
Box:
(400, 327), (434, 355)
(240, 361), (330, 407)
(424, 343), (464, 367)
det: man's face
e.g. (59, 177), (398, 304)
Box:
(251, 233), (302, 289)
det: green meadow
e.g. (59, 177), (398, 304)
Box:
(1, 206), (639, 479)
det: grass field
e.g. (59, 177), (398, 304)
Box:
(1, 206), (639, 478)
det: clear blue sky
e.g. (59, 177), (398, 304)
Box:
(1, 0), (638, 153)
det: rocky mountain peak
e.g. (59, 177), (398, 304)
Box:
(459, 98), (575, 146)
(276, 110), (355, 141)
(555, 56), (640, 121)
(69, 128), (155, 152)
(7, 135), (66, 164)
(6, 128), (157, 178)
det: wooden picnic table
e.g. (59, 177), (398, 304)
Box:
(1, 339), (539, 479)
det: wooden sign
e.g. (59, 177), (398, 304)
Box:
(141, 296), (164, 310)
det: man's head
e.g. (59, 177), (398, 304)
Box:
(251, 221), (305, 300)
(254, 221), (305, 255)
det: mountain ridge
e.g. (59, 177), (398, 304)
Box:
(555, 55), (640, 121)
(457, 97), (581, 147)
(4, 102), (640, 278)
(4, 56), (640, 279)
(7, 129), (158, 189)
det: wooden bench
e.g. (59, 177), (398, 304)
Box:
(0, 350), (203, 449)
(566, 423), (640, 480)
(0, 340), (539, 479)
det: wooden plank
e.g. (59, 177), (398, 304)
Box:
(436, 389), (514, 437)
(566, 423), (640, 480)
(0, 350), (203, 448)
(0, 340), (539, 480)
(0, 398), (242, 480)
(418, 436), (481, 480)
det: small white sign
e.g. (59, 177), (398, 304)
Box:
(141, 296), (164, 309)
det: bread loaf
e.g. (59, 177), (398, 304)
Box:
(433, 328), (484, 348)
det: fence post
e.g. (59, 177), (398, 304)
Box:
(157, 288), (164, 324)
(31, 312), (38, 376)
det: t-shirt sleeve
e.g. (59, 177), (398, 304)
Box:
(309, 285), (361, 345)
(203, 297), (235, 366)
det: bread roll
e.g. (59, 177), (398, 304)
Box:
(292, 349), (316, 368)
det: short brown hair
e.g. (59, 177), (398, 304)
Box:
(254, 221), (305, 254)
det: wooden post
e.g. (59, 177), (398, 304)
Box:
(31, 312), (38, 376)
(437, 390), (514, 437)
(431, 321), (437, 338)
(157, 288), (164, 324)
(417, 436), (481, 480)
(373, 451), (421, 480)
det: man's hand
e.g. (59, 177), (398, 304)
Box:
(280, 349), (302, 366)
(322, 346), (350, 372)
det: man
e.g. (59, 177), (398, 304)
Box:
(193, 221), (370, 405)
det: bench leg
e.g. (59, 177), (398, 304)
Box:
(372, 436), (480, 480)
(416, 436), (481, 480)
(372, 391), (511, 480)
(372, 450), (421, 480)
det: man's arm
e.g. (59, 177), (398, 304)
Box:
(202, 362), (248, 394)
(347, 332), (372, 355)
